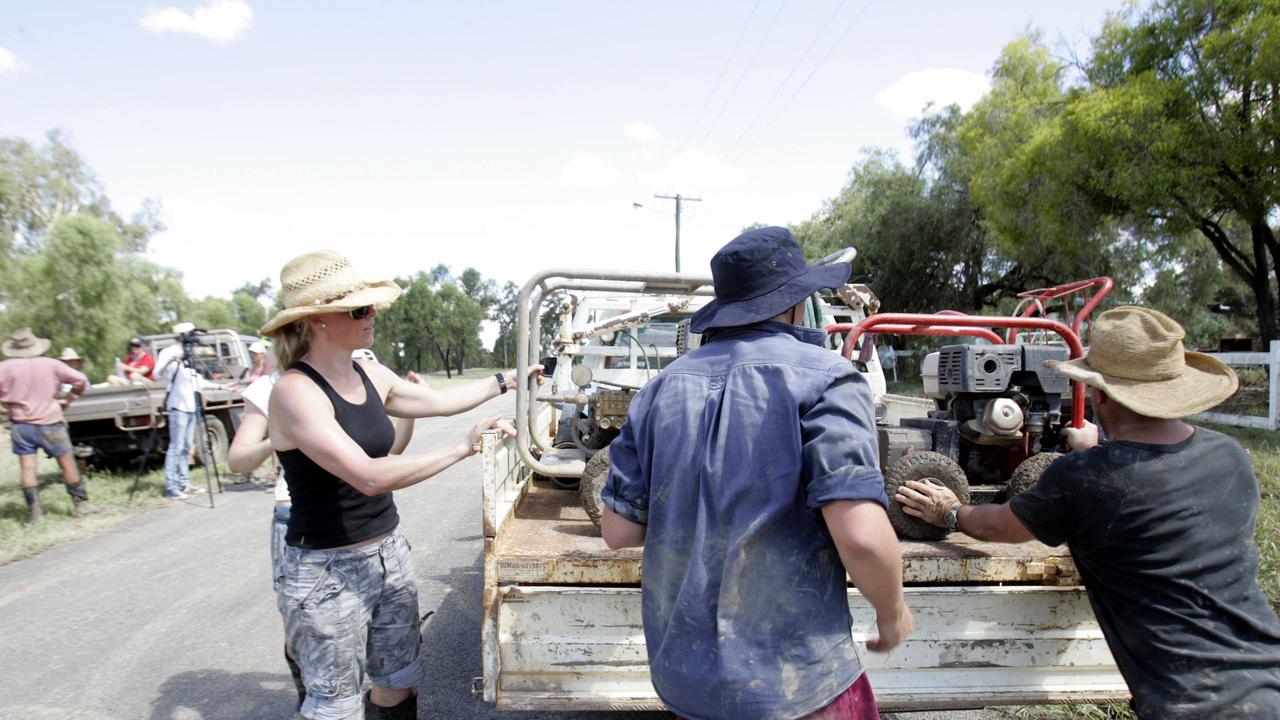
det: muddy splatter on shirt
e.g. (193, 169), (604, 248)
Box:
(1011, 428), (1280, 719)
(603, 321), (886, 720)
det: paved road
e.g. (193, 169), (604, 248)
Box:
(0, 395), (994, 720)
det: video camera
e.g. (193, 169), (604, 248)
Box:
(176, 327), (213, 378)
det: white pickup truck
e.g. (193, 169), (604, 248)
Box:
(62, 329), (252, 466)
(474, 267), (1126, 713)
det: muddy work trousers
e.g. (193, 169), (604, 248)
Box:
(277, 530), (425, 720)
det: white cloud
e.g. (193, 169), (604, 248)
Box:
(140, 0), (254, 44)
(621, 121), (661, 144)
(875, 68), (990, 119)
(0, 47), (28, 75)
(640, 149), (743, 195)
(560, 153), (619, 188)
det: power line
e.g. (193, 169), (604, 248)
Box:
(699, 0), (792, 149)
(726, 0), (850, 160)
(732, 0), (875, 165)
(680, 0), (762, 151)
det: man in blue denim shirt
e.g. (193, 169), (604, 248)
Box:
(602, 227), (913, 720)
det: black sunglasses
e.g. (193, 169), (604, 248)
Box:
(348, 305), (374, 320)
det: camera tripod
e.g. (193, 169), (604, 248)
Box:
(127, 337), (223, 507)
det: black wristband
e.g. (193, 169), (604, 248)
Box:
(495, 372), (508, 394)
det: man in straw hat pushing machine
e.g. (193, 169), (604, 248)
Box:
(0, 328), (104, 522)
(896, 306), (1280, 719)
(261, 250), (540, 720)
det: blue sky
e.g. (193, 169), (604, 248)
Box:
(1, 0), (1122, 305)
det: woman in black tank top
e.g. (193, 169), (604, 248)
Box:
(261, 250), (537, 719)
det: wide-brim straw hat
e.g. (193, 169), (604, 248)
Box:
(260, 250), (402, 335)
(2, 328), (52, 358)
(1044, 305), (1238, 419)
(59, 347), (82, 361)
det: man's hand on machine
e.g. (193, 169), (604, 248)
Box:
(895, 479), (961, 528)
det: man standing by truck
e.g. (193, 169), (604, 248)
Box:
(601, 227), (912, 720)
(896, 306), (1280, 719)
(0, 328), (104, 523)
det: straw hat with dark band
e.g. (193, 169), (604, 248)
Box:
(2, 328), (52, 359)
(260, 250), (402, 335)
(1044, 305), (1237, 419)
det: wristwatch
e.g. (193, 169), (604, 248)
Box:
(495, 372), (508, 394)
(943, 504), (960, 531)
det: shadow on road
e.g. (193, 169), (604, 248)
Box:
(149, 669), (296, 720)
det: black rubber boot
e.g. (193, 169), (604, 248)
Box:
(285, 645), (305, 710)
(364, 692), (416, 719)
(22, 487), (42, 524)
(66, 481), (104, 517)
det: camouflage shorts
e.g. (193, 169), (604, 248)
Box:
(277, 530), (425, 720)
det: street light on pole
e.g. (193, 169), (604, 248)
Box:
(633, 193), (702, 272)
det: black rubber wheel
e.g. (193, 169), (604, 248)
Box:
(885, 451), (970, 541)
(546, 441), (581, 491)
(579, 445), (611, 529)
(1005, 452), (1063, 498)
(194, 414), (229, 467)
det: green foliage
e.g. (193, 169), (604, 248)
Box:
(185, 297), (235, 333)
(1062, 0), (1280, 339)
(230, 292), (267, 335)
(0, 132), (168, 377)
(1140, 234), (1254, 349)
(490, 281), (520, 368)
(959, 35), (1149, 297)
(373, 267), (494, 377)
(5, 215), (130, 378)
(374, 272), (441, 373)
(435, 283), (486, 375)
(792, 99), (1139, 320)
(0, 130), (162, 260)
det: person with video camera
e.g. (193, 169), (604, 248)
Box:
(155, 322), (225, 500)
(261, 250), (539, 720)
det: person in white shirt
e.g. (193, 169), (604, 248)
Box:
(155, 322), (223, 499)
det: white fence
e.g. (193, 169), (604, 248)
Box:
(1192, 340), (1280, 431)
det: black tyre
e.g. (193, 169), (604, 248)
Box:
(194, 414), (229, 467)
(548, 440), (581, 491)
(885, 451), (970, 541)
(1005, 452), (1063, 498)
(579, 445), (611, 528)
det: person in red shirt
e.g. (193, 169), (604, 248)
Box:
(0, 328), (104, 523)
(107, 337), (156, 385)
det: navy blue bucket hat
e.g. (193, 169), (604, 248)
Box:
(689, 226), (850, 333)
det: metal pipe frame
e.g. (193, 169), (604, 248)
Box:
(516, 269), (713, 477)
(825, 323), (1006, 347)
(843, 313), (1087, 429)
(1006, 276), (1113, 343)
